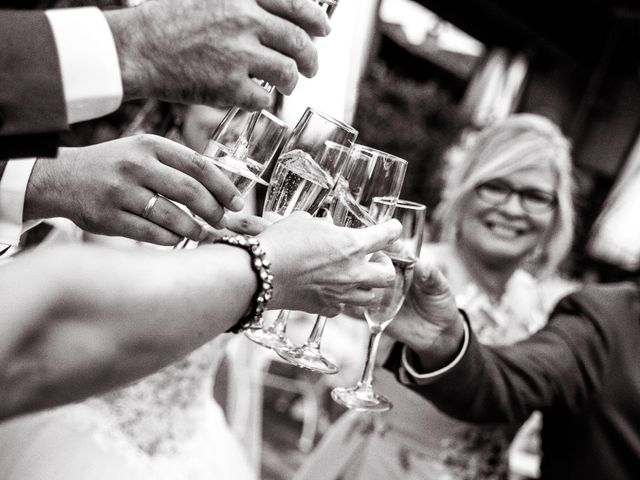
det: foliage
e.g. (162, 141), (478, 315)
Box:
(352, 61), (465, 215)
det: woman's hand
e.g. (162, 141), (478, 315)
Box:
(385, 259), (466, 369)
(24, 135), (244, 246)
(258, 212), (402, 316)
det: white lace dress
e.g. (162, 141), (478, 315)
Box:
(0, 336), (256, 480)
(294, 271), (577, 480)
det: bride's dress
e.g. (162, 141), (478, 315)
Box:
(0, 336), (256, 480)
(0, 222), (256, 480)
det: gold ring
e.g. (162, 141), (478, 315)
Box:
(142, 193), (160, 219)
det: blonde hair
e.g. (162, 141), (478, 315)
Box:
(434, 113), (574, 277)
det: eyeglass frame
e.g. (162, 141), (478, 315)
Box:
(473, 179), (558, 214)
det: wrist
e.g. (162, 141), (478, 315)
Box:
(413, 310), (467, 371)
(23, 157), (62, 222)
(104, 8), (153, 101)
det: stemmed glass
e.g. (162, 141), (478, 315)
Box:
(277, 145), (408, 373)
(216, 0), (339, 158)
(175, 110), (288, 250)
(203, 109), (289, 195)
(331, 197), (425, 411)
(244, 109), (358, 348)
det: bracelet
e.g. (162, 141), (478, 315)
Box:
(214, 235), (274, 333)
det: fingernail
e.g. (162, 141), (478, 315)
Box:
(230, 196), (244, 212)
(324, 18), (332, 35)
(198, 228), (209, 242)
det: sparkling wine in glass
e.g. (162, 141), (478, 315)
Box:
(277, 146), (407, 374)
(244, 116), (357, 348)
(331, 198), (425, 411)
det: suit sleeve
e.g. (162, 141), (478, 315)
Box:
(389, 284), (628, 425)
(0, 10), (67, 160)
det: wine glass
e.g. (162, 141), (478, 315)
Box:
(331, 197), (425, 411)
(276, 145), (407, 373)
(174, 110), (288, 250)
(203, 109), (289, 195)
(216, 0), (339, 157)
(244, 110), (358, 349)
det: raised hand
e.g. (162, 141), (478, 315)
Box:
(106, 0), (331, 111)
(385, 259), (466, 368)
(257, 212), (402, 316)
(24, 135), (245, 246)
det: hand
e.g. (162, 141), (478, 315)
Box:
(258, 212), (402, 316)
(107, 0), (330, 110)
(24, 135), (245, 246)
(385, 259), (466, 368)
(200, 212), (271, 241)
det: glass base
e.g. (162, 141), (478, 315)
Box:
(277, 345), (339, 374)
(331, 386), (392, 412)
(244, 328), (293, 351)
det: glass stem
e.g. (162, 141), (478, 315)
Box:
(266, 309), (289, 336)
(306, 315), (328, 349)
(356, 327), (383, 392)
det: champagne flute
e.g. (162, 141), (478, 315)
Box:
(245, 109), (358, 349)
(217, 0), (339, 157)
(277, 145), (407, 373)
(174, 110), (288, 250)
(331, 198), (425, 411)
(203, 109), (289, 195)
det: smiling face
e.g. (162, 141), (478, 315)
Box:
(456, 162), (557, 268)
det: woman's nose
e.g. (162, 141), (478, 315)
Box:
(500, 192), (526, 215)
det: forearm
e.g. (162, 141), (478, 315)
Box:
(0, 243), (256, 419)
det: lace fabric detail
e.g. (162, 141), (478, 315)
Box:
(90, 337), (227, 457)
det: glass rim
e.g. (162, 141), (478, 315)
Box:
(257, 109), (288, 128)
(352, 145), (408, 166)
(373, 196), (426, 211)
(303, 107), (358, 134)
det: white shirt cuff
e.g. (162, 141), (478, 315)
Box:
(401, 320), (470, 384)
(46, 7), (123, 124)
(0, 159), (37, 247)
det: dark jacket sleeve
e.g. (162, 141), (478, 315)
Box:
(0, 10), (67, 160)
(388, 283), (635, 425)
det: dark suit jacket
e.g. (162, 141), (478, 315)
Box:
(0, 9), (67, 161)
(388, 282), (640, 480)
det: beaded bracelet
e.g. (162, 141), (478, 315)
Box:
(215, 235), (274, 333)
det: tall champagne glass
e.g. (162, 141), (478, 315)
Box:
(277, 146), (407, 373)
(245, 112), (357, 348)
(331, 198), (425, 411)
(216, 0), (339, 157)
(175, 110), (288, 250)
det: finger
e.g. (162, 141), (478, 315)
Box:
(149, 136), (246, 213)
(228, 79), (273, 112)
(129, 192), (205, 242)
(412, 260), (451, 297)
(355, 256), (396, 289)
(356, 219), (403, 254)
(339, 288), (378, 307)
(115, 212), (183, 246)
(257, 19), (318, 78)
(257, 0), (331, 37)
(249, 49), (299, 95)
(223, 212), (271, 235)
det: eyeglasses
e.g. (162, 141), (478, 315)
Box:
(474, 179), (557, 214)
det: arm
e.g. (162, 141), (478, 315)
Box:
(1, 0), (329, 158)
(0, 11), (67, 158)
(0, 213), (400, 419)
(385, 261), (617, 425)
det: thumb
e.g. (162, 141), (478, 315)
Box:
(412, 260), (451, 297)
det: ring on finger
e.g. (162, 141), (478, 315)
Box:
(142, 193), (161, 219)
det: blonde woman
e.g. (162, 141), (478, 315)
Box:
(296, 113), (578, 480)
